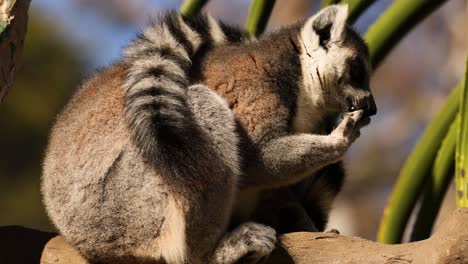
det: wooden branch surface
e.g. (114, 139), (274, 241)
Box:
(0, 0), (31, 103)
(266, 208), (467, 264)
(0, 209), (466, 264)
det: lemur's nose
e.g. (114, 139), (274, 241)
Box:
(356, 93), (377, 117)
(364, 94), (377, 117)
(348, 93), (377, 117)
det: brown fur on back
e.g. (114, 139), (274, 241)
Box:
(42, 11), (281, 263)
(196, 29), (302, 145)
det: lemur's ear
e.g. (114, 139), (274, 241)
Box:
(302, 5), (348, 50)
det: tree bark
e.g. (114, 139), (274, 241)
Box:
(0, 0), (31, 103)
(266, 208), (468, 264)
(0, 209), (466, 263)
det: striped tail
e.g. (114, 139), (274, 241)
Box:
(123, 12), (247, 177)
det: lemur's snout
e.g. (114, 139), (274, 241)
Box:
(346, 93), (377, 117)
(357, 94), (377, 117)
(366, 94), (377, 116)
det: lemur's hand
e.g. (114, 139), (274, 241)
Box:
(331, 110), (370, 146)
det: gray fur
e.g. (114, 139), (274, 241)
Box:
(42, 4), (375, 264)
(248, 110), (367, 189)
(43, 10), (276, 264)
(191, 4), (375, 232)
(122, 12), (243, 178)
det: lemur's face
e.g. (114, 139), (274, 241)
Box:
(327, 33), (376, 117)
(300, 5), (377, 117)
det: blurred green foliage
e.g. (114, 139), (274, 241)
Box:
(455, 57), (468, 208)
(244, 0), (276, 36)
(0, 13), (85, 230)
(180, 0), (209, 17)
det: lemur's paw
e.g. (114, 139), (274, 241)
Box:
(331, 110), (369, 144)
(235, 222), (277, 262)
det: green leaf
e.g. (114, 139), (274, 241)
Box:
(377, 80), (463, 244)
(456, 56), (468, 208)
(410, 118), (457, 241)
(0, 21), (7, 35)
(180, 0), (209, 17)
(342, 0), (376, 24)
(244, 0), (276, 36)
(321, 0), (340, 8)
(365, 0), (447, 68)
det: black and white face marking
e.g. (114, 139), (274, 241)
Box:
(296, 4), (376, 130)
(346, 57), (367, 88)
(340, 54), (376, 116)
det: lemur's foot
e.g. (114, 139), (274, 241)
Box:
(211, 222), (276, 264)
(235, 222), (277, 263)
(326, 228), (340, 234)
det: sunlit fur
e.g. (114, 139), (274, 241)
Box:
(42, 5), (375, 264)
(191, 4), (374, 233)
(42, 12), (276, 264)
(294, 5), (372, 133)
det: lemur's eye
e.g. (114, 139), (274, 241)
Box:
(348, 59), (365, 85)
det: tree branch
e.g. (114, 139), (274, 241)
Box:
(1, 209), (465, 263)
(0, 0), (31, 103)
(266, 208), (467, 264)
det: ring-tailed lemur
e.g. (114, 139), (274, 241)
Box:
(193, 4), (375, 232)
(42, 4), (375, 264)
(42, 13), (275, 264)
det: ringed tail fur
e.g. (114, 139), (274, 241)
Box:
(122, 12), (247, 177)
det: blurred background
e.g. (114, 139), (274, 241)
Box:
(0, 0), (466, 240)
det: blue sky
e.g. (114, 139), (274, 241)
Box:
(30, 0), (179, 66)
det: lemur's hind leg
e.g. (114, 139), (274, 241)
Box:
(291, 162), (347, 232)
(252, 188), (318, 234)
(210, 222), (276, 264)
